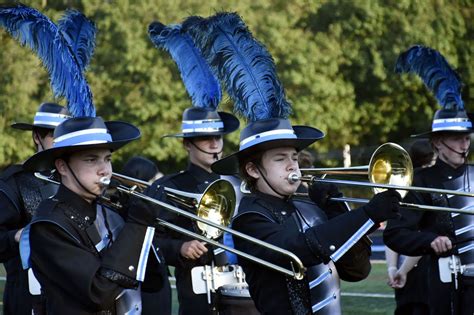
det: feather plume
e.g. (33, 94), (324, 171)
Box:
(183, 12), (291, 122)
(148, 21), (221, 110)
(0, 4), (95, 117)
(395, 45), (463, 110)
(58, 9), (96, 71)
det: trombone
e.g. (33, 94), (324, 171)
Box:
(35, 172), (306, 280)
(291, 142), (474, 215)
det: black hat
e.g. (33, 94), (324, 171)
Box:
(395, 45), (473, 138)
(11, 103), (71, 131)
(163, 107), (239, 138)
(411, 109), (474, 138)
(211, 118), (324, 175)
(23, 116), (140, 171)
(148, 22), (239, 139)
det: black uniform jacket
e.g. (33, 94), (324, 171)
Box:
(28, 185), (162, 314)
(384, 159), (474, 315)
(146, 163), (218, 315)
(0, 165), (57, 315)
(384, 159), (460, 256)
(233, 192), (373, 315)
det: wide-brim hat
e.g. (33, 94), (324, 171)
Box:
(411, 109), (474, 138)
(163, 107), (239, 138)
(211, 118), (324, 175)
(23, 116), (141, 171)
(11, 103), (71, 131)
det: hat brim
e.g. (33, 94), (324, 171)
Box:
(162, 112), (240, 138)
(23, 121), (141, 172)
(11, 123), (57, 131)
(211, 126), (324, 175)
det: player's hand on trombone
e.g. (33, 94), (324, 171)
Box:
(180, 240), (208, 260)
(362, 190), (401, 223)
(430, 236), (452, 255)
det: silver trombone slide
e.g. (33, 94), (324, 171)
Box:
(34, 172), (306, 280)
(116, 185), (306, 280)
(330, 197), (474, 215)
(291, 174), (474, 199)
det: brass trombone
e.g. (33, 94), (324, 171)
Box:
(35, 172), (306, 280)
(291, 142), (474, 215)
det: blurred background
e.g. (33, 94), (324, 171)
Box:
(1, 1), (472, 314)
(0, 0), (472, 172)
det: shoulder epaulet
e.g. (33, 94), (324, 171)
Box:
(155, 170), (188, 185)
(0, 164), (24, 181)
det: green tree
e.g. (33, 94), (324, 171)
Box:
(1, 0), (472, 170)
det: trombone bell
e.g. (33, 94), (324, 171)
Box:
(368, 143), (413, 198)
(197, 179), (236, 239)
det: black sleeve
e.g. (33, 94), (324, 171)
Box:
(334, 236), (372, 282)
(141, 239), (167, 293)
(31, 221), (159, 310)
(30, 222), (123, 310)
(304, 207), (374, 263)
(233, 213), (325, 269)
(0, 189), (23, 262)
(383, 191), (438, 256)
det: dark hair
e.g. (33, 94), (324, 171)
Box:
(122, 156), (159, 182)
(32, 127), (53, 139)
(238, 149), (264, 193)
(298, 149), (315, 168)
(410, 139), (435, 168)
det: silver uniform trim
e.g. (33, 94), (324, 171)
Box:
(136, 227), (155, 281)
(309, 268), (331, 289)
(312, 293), (337, 313)
(455, 224), (474, 236)
(458, 243), (474, 255)
(330, 219), (374, 262)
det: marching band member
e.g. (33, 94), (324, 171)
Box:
(185, 12), (400, 314)
(0, 5), (97, 314)
(20, 116), (164, 314)
(146, 21), (240, 314)
(384, 46), (474, 315)
(0, 103), (70, 315)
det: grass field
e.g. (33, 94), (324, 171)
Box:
(0, 262), (396, 314)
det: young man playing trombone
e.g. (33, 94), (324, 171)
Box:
(20, 117), (164, 314)
(183, 12), (402, 314)
(384, 46), (474, 315)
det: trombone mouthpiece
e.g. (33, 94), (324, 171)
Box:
(287, 173), (301, 184)
(99, 177), (111, 186)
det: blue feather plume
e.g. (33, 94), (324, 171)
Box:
(0, 4), (95, 117)
(183, 12), (291, 122)
(148, 21), (221, 110)
(58, 9), (96, 71)
(395, 45), (464, 110)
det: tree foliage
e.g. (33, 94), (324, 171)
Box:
(1, 0), (472, 171)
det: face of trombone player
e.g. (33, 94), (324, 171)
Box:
(55, 148), (113, 203)
(245, 146), (302, 198)
(432, 132), (470, 169)
(184, 135), (224, 172)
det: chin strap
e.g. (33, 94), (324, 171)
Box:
(33, 130), (46, 152)
(65, 162), (103, 199)
(255, 164), (290, 199)
(441, 140), (469, 160)
(189, 140), (222, 161)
